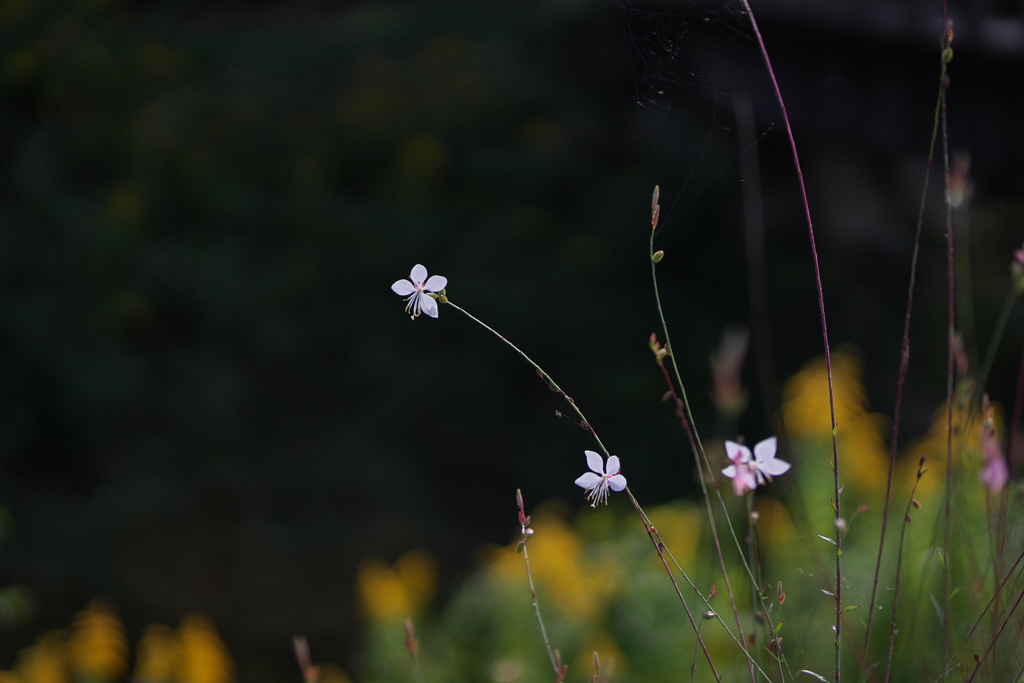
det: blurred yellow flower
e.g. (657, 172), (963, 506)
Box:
(904, 400), (1002, 498)
(573, 629), (627, 679)
(176, 613), (235, 683)
(488, 511), (621, 621)
(647, 502), (701, 574)
(753, 495), (797, 551)
(12, 630), (68, 683)
(67, 599), (128, 682)
(133, 624), (177, 683)
(357, 549), (438, 622)
(782, 351), (891, 492)
(782, 351), (869, 439)
(394, 549), (438, 615)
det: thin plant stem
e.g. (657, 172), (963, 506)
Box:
(974, 289), (1017, 409)
(939, 547), (1024, 678)
(628, 491), (778, 682)
(739, 4), (843, 679)
(748, 494), (787, 683)
(940, 11), (955, 669)
(861, 25), (951, 663)
(400, 620), (426, 683)
(445, 301), (612, 458)
(651, 228), (793, 683)
(626, 490), (722, 682)
(516, 490), (567, 682)
(883, 458), (928, 683)
(965, 585), (1024, 683)
(649, 222), (760, 680)
(691, 619), (706, 683)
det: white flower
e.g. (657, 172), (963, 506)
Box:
(392, 264), (447, 319)
(722, 437), (789, 496)
(575, 450), (627, 507)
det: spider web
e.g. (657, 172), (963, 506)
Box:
(618, 0), (780, 233)
(620, 0), (771, 113)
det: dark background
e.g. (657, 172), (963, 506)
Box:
(1, 0), (1022, 679)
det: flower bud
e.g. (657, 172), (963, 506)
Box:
(652, 250), (665, 263)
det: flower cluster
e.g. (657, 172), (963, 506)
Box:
(721, 437), (789, 496)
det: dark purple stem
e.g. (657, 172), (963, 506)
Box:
(862, 16), (952, 663)
(940, 10), (955, 668)
(740, 3), (843, 680)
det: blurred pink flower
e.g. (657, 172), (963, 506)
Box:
(575, 450), (627, 507)
(980, 424), (1009, 493)
(710, 327), (749, 417)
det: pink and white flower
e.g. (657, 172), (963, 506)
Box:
(391, 264), (447, 319)
(575, 451), (627, 507)
(722, 437), (789, 496)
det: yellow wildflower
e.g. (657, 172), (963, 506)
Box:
(573, 629), (628, 679)
(782, 351), (869, 439)
(176, 613), (235, 683)
(67, 599), (129, 682)
(488, 510), (621, 621)
(12, 630), (68, 683)
(647, 502), (701, 574)
(356, 549), (437, 622)
(904, 400), (1002, 498)
(782, 351), (890, 492)
(133, 624), (177, 683)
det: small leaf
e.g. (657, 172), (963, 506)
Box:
(816, 533), (837, 546)
(929, 592), (944, 622)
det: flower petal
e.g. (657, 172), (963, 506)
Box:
(732, 477), (747, 496)
(392, 280), (416, 296)
(605, 455), (621, 475)
(722, 465), (737, 478)
(424, 275), (447, 292)
(725, 441), (750, 463)
(410, 264), (428, 284)
(584, 450), (605, 474)
(419, 294), (439, 318)
(759, 458), (791, 477)
(575, 472), (601, 489)
(753, 437), (778, 464)
(608, 474), (627, 491)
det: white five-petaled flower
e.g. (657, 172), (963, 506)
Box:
(391, 264), (447, 319)
(721, 437), (789, 496)
(575, 450), (627, 507)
